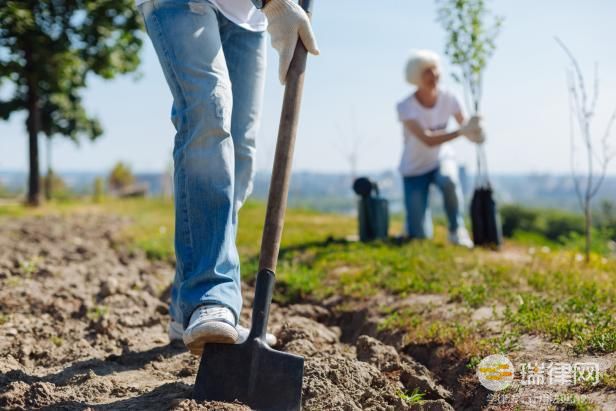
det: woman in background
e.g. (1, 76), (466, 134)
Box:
(397, 50), (484, 247)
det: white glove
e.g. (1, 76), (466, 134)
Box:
(460, 115), (486, 144)
(263, 0), (320, 84)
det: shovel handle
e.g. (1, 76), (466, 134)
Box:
(250, 0), (314, 340)
(258, 0), (312, 273)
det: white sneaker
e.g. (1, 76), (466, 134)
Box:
(169, 319), (277, 347)
(183, 305), (239, 355)
(448, 227), (474, 248)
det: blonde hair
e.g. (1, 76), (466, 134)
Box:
(405, 50), (441, 86)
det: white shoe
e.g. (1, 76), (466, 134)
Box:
(448, 227), (474, 248)
(171, 311), (278, 354)
(183, 305), (239, 355)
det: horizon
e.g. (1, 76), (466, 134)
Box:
(3, 168), (616, 178)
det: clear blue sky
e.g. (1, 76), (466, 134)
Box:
(1, 0), (616, 175)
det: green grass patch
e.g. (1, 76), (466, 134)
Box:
(504, 293), (616, 353)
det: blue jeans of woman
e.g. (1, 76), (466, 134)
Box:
(403, 161), (465, 239)
(139, 0), (266, 327)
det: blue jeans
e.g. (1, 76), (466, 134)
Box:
(139, 0), (266, 327)
(403, 161), (466, 239)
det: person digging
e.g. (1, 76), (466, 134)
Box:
(397, 50), (485, 248)
(136, 0), (319, 354)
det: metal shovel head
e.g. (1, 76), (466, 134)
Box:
(194, 338), (304, 410)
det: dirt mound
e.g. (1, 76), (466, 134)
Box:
(0, 213), (453, 410)
(272, 314), (453, 410)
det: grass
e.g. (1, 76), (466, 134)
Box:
(553, 393), (597, 411)
(2, 197), (615, 357)
(599, 366), (616, 389)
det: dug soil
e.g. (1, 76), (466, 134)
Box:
(0, 213), (613, 410)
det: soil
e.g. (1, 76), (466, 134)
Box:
(0, 214), (453, 410)
(0, 213), (614, 410)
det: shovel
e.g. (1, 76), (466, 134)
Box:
(193, 1), (315, 409)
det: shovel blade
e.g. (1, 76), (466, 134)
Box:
(194, 339), (304, 411)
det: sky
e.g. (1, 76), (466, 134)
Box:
(1, 0), (616, 176)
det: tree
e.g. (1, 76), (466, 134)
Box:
(436, 0), (504, 113)
(556, 38), (615, 262)
(0, 1), (143, 206)
(108, 161), (135, 192)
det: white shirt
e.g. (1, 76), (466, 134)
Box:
(136, 0), (267, 32)
(396, 89), (462, 177)
(208, 0), (267, 32)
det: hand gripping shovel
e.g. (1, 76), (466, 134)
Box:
(193, 1), (315, 409)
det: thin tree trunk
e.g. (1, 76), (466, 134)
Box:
(45, 137), (52, 201)
(26, 79), (41, 206)
(25, 38), (41, 206)
(585, 204), (591, 262)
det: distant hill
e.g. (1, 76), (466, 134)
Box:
(1, 169), (615, 213)
(0, 171), (167, 198)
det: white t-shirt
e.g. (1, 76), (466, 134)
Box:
(396, 89), (462, 177)
(136, 0), (267, 32)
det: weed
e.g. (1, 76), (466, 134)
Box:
(87, 305), (108, 321)
(466, 356), (481, 370)
(599, 366), (616, 389)
(397, 388), (425, 405)
(50, 335), (63, 347)
(20, 256), (41, 277)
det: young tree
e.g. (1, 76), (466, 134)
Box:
(556, 38), (615, 262)
(334, 108), (365, 182)
(0, 1), (143, 206)
(93, 177), (105, 203)
(436, 0), (504, 113)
